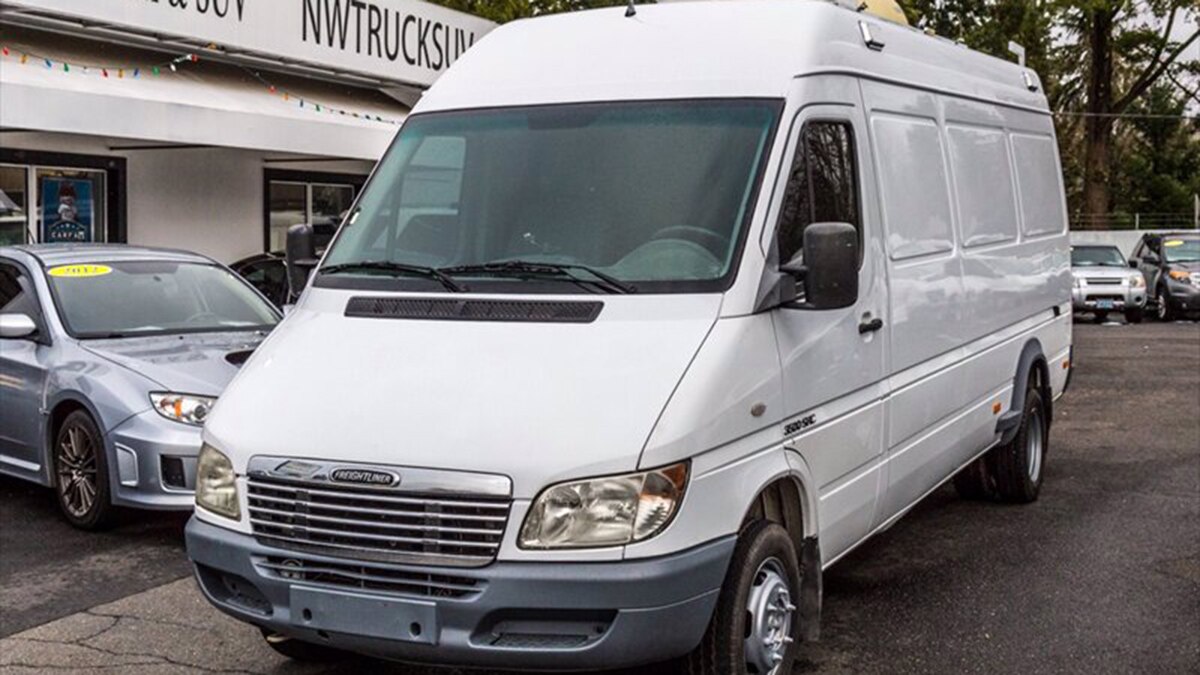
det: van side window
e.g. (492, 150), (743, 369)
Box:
(776, 121), (859, 265)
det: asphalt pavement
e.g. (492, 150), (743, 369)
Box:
(1, 321), (1197, 674)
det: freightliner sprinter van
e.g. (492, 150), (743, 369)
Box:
(186, 1), (1073, 672)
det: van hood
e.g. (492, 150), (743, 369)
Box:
(204, 292), (721, 497)
(80, 331), (270, 397)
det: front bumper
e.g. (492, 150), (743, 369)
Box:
(1071, 284), (1145, 312)
(1163, 282), (1200, 314)
(186, 517), (732, 670)
(105, 409), (201, 510)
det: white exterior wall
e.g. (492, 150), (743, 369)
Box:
(126, 148), (264, 263)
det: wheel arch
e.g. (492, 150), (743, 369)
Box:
(737, 460), (822, 642)
(998, 339), (1051, 444)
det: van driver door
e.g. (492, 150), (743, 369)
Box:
(765, 77), (888, 564)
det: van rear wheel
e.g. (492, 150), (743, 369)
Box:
(987, 386), (1048, 503)
(682, 521), (801, 675)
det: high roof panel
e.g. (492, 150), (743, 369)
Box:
(418, 0), (1048, 114)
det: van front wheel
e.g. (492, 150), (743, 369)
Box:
(683, 521), (801, 675)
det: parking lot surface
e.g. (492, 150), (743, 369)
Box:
(1, 321), (1197, 674)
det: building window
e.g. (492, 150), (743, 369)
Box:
(265, 170), (365, 252)
(0, 150), (125, 245)
(0, 166), (30, 246)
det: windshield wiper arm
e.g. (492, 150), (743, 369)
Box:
(442, 260), (636, 294)
(321, 261), (466, 293)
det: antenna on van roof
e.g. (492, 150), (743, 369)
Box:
(625, 0), (636, 18)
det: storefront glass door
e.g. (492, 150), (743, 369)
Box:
(267, 177), (359, 252)
(0, 166), (29, 246)
(37, 168), (107, 244)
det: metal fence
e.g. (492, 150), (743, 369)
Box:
(1070, 213), (1199, 231)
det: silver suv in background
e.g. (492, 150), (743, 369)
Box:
(1070, 245), (1146, 323)
(0, 245), (280, 529)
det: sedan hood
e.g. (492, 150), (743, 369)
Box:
(81, 331), (270, 397)
(204, 291), (720, 497)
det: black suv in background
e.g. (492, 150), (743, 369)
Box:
(231, 224), (335, 307)
(1130, 233), (1200, 321)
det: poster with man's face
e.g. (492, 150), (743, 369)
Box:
(41, 178), (95, 243)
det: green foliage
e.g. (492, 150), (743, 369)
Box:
(429, 0), (636, 23)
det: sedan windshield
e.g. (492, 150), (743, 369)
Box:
(319, 100), (781, 294)
(1162, 238), (1200, 263)
(1071, 246), (1126, 267)
(48, 261), (279, 338)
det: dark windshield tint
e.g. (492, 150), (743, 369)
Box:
(320, 100), (780, 293)
(1161, 238), (1200, 263)
(48, 261), (279, 338)
(1071, 246), (1125, 267)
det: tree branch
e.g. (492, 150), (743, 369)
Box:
(1114, 23), (1199, 114)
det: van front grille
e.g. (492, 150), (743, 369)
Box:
(247, 477), (511, 568)
(256, 556), (483, 599)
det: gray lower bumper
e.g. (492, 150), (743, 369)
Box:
(185, 517), (733, 670)
(106, 410), (199, 510)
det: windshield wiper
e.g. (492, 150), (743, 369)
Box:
(321, 260), (466, 293)
(442, 260), (636, 294)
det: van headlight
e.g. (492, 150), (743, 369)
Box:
(519, 462), (688, 549)
(195, 444), (240, 520)
(150, 393), (215, 426)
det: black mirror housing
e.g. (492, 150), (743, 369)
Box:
(1128, 259), (1138, 269)
(798, 222), (859, 310)
(285, 223), (319, 301)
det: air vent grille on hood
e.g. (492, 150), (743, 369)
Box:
(345, 297), (603, 323)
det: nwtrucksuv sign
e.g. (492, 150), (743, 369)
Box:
(2, 0), (496, 87)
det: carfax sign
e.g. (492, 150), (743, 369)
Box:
(1, 0), (496, 87)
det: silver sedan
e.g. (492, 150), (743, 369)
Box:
(0, 245), (280, 529)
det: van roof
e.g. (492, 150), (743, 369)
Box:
(418, 0), (1049, 114)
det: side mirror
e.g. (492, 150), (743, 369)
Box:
(1128, 259), (1138, 269)
(0, 313), (38, 339)
(285, 223), (319, 302)
(784, 223), (859, 310)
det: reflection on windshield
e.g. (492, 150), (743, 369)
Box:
(320, 100), (781, 293)
(48, 261), (279, 338)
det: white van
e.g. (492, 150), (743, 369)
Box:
(186, 2), (1073, 672)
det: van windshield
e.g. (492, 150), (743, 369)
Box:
(318, 100), (780, 294)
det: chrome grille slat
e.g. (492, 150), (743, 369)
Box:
(249, 504), (505, 536)
(250, 482), (510, 510)
(247, 473), (511, 568)
(247, 493), (508, 522)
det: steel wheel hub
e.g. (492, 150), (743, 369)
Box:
(1026, 408), (1044, 482)
(744, 558), (795, 675)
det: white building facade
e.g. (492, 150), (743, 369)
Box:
(0, 0), (493, 262)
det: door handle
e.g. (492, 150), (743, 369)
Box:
(858, 317), (884, 334)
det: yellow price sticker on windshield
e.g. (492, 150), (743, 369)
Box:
(1163, 239), (1185, 247)
(48, 264), (113, 278)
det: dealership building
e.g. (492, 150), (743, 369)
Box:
(0, 0), (493, 262)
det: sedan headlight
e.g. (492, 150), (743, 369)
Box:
(150, 392), (215, 426)
(519, 462), (688, 549)
(195, 444), (240, 519)
(1129, 274), (1145, 288)
(1167, 270), (1195, 285)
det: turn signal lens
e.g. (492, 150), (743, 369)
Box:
(149, 393), (215, 426)
(519, 462), (689, 549)
(1167, 270), (1193, 283)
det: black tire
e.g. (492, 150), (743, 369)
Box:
(54, 410), (116, 530)
(987, 387), (1048, 504)
(1124, 307), (1144, 324)
(260, 629), (350, 663)
(952, 456), (996, 500)
(1156, 288), (1176, 322)
(683, 521), (801, 675)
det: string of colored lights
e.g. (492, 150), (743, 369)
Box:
(0, 43), (401, 126)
